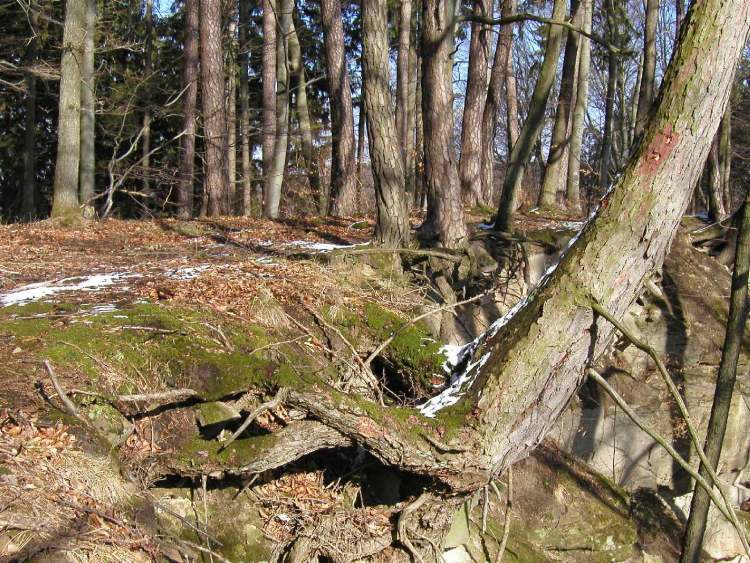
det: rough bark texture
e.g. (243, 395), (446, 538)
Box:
(599, 0), (619, 194)
(680, 189), (750, 562)
(22, 10), (38, 218)
(634, 0), (658, 140)
(459, 0), (493, 206)
(52, 0), (85, 219)
(261, 0), (277, 211)
(78, 0), (96, 215)
(706, 136), (727, 221)
(226, 18), (238, 213)
(420, 0), (469, 248)
(264, 0), (292, 218)
(199, 0), (231, 216)
(239, 0), (253, 216)
(362, 0), (410, 247)
(288, 15), (322, 212)
(480, 0), (515, 206)
(177, 0), (199, 219)
(395, 0), (412, 166)
(538, 0), (580, 209)
(566, 0), (592, 209)
(321, 0), (358, 217)
(494, 0), (566, 232)
(504, 28), (520, 155)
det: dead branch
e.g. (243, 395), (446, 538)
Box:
(117, 388), (200, 403)
(43, 360), (83, 422)
(327, 247), (464, 263)
(397, 493), (430, 563)
(219, 387), (289, 453)
(492, 469), (512, 562)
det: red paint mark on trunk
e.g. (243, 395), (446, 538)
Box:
(639, 124), (679, 178)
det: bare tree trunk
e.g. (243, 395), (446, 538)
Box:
(178, 0), (199, 219)
(238, 0), (252, 216)
(22, 10), (39, 218)
(226, 17), (238, 214)
(505, 31), (520, 155)
(261, 0), (277, 212)
(406, 22), (418, 197)
(675, 0), (683, 34)
(538, 0), (580, 209)
(414, 48), (425, 209)
(420, 0), (469, 248)
(79, 0), (96, 217)
(264, 0), (292, 218)
(706, 137), (727, 221)
(566, 0), (593, 211)
(480, 0), (515, 206)
(141, 0), (153, 213)
(634, 0), (659, 139)
(52, 0), (86, 219)
(494, 0), (566, 232)
(599, 0), (619, 194)
(681, 188), (750, 562)
(719, 105), (732, 211)
(396, 0), (412, 166)
(362, 0), (410, 247)
(459, 0), (493, 207)
(356, 100), (366, 194)
(288, 12), (323, 213)
(321, 0), (358, 216)
(200, 0), (231, 216)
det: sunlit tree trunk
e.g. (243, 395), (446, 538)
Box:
(494, 0), (566, 232)
(178, 0), (199, 219)
(199, 0), (231, 216)
(238, 0), (253, 216)
(226, 17), (238, 213)
(459, 0), (493, 207)
(396, 0), (412, 167)
(362, 0), (410, 247)
(52, 0), (86, 219)
(719, 105), (732, 211)
(261, 0), (277, 212)
(78, 0), (96, 217)
(141, 0), (153, 213)
(22, 10), (39, 218)
(321, 0), (358, 216)
(420, 0), (469, 248)
(634, 0), (658, 139)
(706, 137), (727, 221)
(263, 0), (292, 218)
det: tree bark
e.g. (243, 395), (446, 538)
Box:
(141, 0), (154, 213)
(79, 0), (96, 216)
(565, 0), (593, 210)
(680, 187), (750, 562)
(494, 0), (566, 232)
(420, 0), (469, 248)
(288, 11), (323, 213)
(178, 0), (199, 219)
(52, 0), (86, 219)
(199, 0), (231, 216)
(719, 105), (732, 211)
(538, 0), (580, 210)
(22, 9), (39, 218)
(599, 0), (619, 194)
(321, 0), (358, 217)
(264, 0), (292, 218)
(362, 0), (410, 247)
(239, 0), (253, 216)
(706, 137), (727, 221)
(459, 0), (493, 207)
(480, 0), (515, 206)
(261, 0), (277, 212)
(226, 17), (238, 214)
(395, 0), (412, 166)
(634, 0), (659, 140)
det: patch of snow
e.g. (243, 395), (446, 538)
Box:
(419, 351), (490, 418)
(283, 240), (369, 253)
(86, 303), (119, 315)
(477, 221), (495, 230)
(1, 272), (140, 307)
(166, 265), (211, 280)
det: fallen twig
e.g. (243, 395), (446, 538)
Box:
(491, 468), (512, 562)
(43, 360), (83, 422)
(397, 493), (430, 563)
(117, 388), (200, 403)
(219, 387), (289, 453)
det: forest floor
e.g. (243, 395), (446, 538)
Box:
(0, 209), (701, 563)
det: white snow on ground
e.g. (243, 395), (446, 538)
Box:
(1, 272), (140, 307)
(165, 265), (211, 280)
(283, 240), (369, 252)
(477, 222), (494, 230)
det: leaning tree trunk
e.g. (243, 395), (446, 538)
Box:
(566, 0), (593, 211)
(264, 0), (292, 219)
(199, 0), (231, 216)
(459, 0), (493, 207)
(420, 0), (469, 248)
(52, 0), (86, 219)
(494, 0), (566, 232)
(22, 9), (39, 218)
(538, 0), (580, 210)
(288, 14), (323, 213)
(680, 187), (750, 562)
(321, 0), (358, 217)
(362, 0), (410, 247)
(634, 0), (659, 140)
(79, 0), (96, 217)
(239, 0), (253, 216)
(261, 0), (277, 212)
(179, 1), (750, 557)
(480, 0), (515, 206)
(177, 0), (199, 219)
